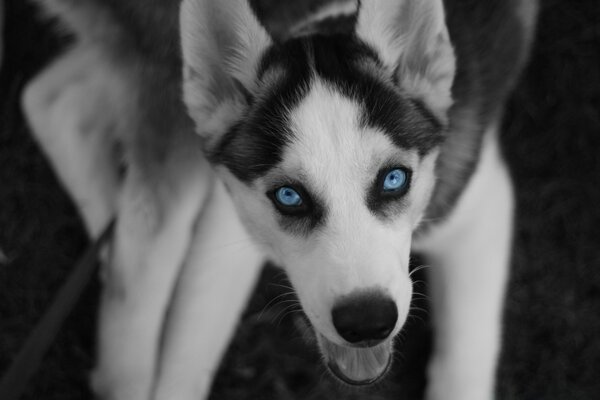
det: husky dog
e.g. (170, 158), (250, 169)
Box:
(22, 0), (538, 399)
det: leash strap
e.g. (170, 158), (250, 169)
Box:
(0, 220), (115, 400)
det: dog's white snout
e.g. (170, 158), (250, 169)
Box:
(331, 289), (398, 346)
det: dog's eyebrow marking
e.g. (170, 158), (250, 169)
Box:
(211, 74), (310, 182)
(212, 41), (315, 184)
(308, 35), (444, 155)
(214, 34), (443, 183)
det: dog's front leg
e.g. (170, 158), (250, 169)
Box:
(416, 127), (514, 400)
(152, 179), (263, 400)
(92, 155), (212, 400)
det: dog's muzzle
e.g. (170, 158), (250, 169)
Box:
(318, 334), (393, 385)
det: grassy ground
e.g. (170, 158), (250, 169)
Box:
(1, 0), (599, 399)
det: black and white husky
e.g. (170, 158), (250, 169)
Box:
(22, 0), (538, 398)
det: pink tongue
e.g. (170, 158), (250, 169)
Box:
(321, 336), (392, 384)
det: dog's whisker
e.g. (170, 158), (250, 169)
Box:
(275, 298), (301, 304)
(271, 303), (302, 325)
(270, 270), (289, 282)
(412, 291), (430, 300)
(269, 304), (296, 324)
(256, 291), (298, 321)
(411, 279), (428, 288)
(267, 282), (296, 292)
(409, 306), (429, 316)
(409, 264), (430, 278)
(276, 307), (302, 327)
(406, 312), (426, 325)
(268, 299), (303, 319)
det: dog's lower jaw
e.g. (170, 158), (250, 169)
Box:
(318, 334), (393, 386)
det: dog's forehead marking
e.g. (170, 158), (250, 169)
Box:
(287, 78), (409, 177)
(214, 35), (442, 184)
(280, 79), (417, 222)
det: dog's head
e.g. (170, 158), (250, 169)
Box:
(181, 0), (455, 385)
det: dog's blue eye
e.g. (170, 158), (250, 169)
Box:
(382, 168), (407, 192)
(275, 186), (303, 207)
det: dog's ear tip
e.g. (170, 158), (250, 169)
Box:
(358, 0), (456, 119)
(180, 0), (267, 141)
(250, 0), (360, 42)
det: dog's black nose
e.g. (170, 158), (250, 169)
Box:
(332, 291), (398, 345)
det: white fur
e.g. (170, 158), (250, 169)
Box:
(414, 125), (514, 400)
(21, 40), (216, 400)
(153, 180), (263, 400)
(93, 154), (210, 400)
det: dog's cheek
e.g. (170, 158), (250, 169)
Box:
(240, 201), (295, 264)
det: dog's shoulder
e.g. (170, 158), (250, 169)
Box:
(446, 0), (538, 117)
(419, 0), (539, 227)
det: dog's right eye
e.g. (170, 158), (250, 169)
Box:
(268, 185), (311, 216)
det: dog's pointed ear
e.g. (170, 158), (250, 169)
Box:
(180, 0), (270, 143)
(358, 0), (456, 121)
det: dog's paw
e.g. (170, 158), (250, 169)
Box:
(90, 369), (114, 400)
(425, 356), (495, 400)
(90, 367), (149, 400)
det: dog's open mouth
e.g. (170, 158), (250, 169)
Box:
(318, 334), (393, 385)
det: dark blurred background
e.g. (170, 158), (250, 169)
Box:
(0, 0), (599, 399)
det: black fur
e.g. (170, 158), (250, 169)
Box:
(211, 41), (311, 182)
(310, 35), (443, 155)
(214, 35), (442, 184)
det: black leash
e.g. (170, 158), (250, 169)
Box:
(0, 220), (115, 400)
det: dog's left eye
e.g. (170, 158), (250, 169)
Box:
(268, 184), (315, 217)
(274, 186), (303, 207)
(382, 168), (408, 192)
